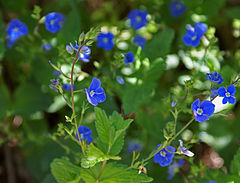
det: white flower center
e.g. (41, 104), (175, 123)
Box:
(225, 92), (230, 97)
(192, 35), (197, 41)
(136, 16), (142, 22)
(197, 108), (203, 115)
(160, 151), (166, 157)
(90, 90), (95, 97)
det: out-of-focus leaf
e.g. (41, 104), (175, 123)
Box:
(144, 29), (174, 61)
(13, 83), (52, 115)
(230, 148), (240, 176)
(0, 84), (10, 119)
(51, 158), (82, 183)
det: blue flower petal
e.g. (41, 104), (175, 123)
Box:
(195, 114), (209, 122)
(85, 88), (98, 106)
(228, 96), (236, 104)
(227, 84), (236, 95)
(191, 98), (200, 112)
(218, 87), (226, 97)
(222, 97), (228, 104)
(93, 92), (106, 103)
(89, 77), (101, 91)
(201, 100), (215, 117)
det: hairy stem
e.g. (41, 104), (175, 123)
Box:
(70, 39), (88, 154)
(96, 160), (107, 183)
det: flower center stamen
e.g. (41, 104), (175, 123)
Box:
(103, 38), (108, 43)
(197, 108), (203, 115)
(226, 92), (230, 97)
(50, 20), (55, 25)
(192, 35), (197, 41)
(160, 151), (166, 157)
(136, 16), (142, 22)
(90, 90), (95, 97)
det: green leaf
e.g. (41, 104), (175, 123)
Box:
(144, 29), (174, 61)
(80, 163), (153, 183)
(230, 148), (240, 176)
(51, 158), (82, 183)
(95, 107), (111, 143)
(81, 143), (120, 168)
(122, 58), (166, 114)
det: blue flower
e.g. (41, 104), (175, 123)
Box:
(171, 101), (177, 107)
(195, 22), (208, 37)
(218, 85), (236, 104)
(154, 144), (175, 167)
(42, 43), (52, 51)
(70, 41), (91, 62)
(168, 159), (184, 180)
(124, 52), (135, 65)
(45, 12), (65, 33)
(179, 140), (194, 157)
(85, 77), (106, 106)
(170, 1), (186, 18)
(211, 87), (218, 99)
(96, 32), (114, 51)
(127, 141), (143, 153)
(205, 181), (217, 183)
(53, 70), (61, 77)
(62, 84), (76, 91)
(182, 23), (207, 47)
(191, 98), (215, 122)
(206, 71), (224, 85)
(133, 35), (146, 49)
(49, 79), (59, 92)
(6, 19), (28, 48)
(76, 125), (93, 144)
(128, 9), (148, 30)
(116, 76), (124, 85)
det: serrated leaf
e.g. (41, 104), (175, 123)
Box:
(230, 148), (240, 176)
(81, 143), (120, 168)
(80, 163), (153, 183)
(144, 29), (174, 61)
(50, 158), (82, 183)
(95, 107), (111, 143)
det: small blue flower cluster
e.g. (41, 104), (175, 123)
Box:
(127, 141), (143, 153)
(206, 71), (224, 85)
(182, 23), (207, 47)
(69, 41), (91, 62)
(6, 12), (65, 48)
(190, 71), (237, 122)
(45, 12), (65, 33)
(6, 19), (28, 48)
(169, 1), (186, 18)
